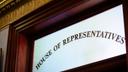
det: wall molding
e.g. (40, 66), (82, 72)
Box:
(0, 0), (51, 29)
(0, 0), (21, 14)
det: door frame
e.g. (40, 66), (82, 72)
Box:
(4, 0), (128, 72)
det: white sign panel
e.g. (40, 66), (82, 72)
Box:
(33, 5), (126, 72)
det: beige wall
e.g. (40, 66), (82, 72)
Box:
(0, 0), (51, 29)
(0, 25), (9, 72)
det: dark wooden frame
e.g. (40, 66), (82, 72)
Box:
(5, 0), (128, 72)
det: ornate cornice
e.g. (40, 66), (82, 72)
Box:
(0, 0), (7, 5)
(0, 0), (21, 14)
(0, 0), (51, 29)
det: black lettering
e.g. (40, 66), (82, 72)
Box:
(63, 39), (67, 45)
(74, 34), (79, 40)
(96, 31), (101, 37)
(91, 31), (96, 37)
(82, 32), (87, 38)
(115, 35), (121, 43)
(68, 36), (72, 42)
(54, 43), (61, 51)
(45, 50), (52, 58)
(108, 32), (112, 39)
(101, 32), (105, 38)
(36, 61), (42, 70)
(78, 33), (83, 39)
(87, 31), (91, 37)
(111, 33), (117, 40)
(120, 37), (125, 44)
(71, 35), (75, 41)
(98, 31), (104, 38)
(40, 57), (45, 63)
(104, 32), (109, 38)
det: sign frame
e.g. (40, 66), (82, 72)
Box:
(5, 0), (128, 72)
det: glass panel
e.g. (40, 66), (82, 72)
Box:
(32, 5), (126, 72)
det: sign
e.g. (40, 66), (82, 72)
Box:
(33, 5), (126, 72)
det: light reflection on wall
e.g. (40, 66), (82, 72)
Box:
(33, 5), (126, 72)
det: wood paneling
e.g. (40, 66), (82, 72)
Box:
(16, 34), (28, 72)
(0, 0), (51, 29)
(15, 34), (34, 72)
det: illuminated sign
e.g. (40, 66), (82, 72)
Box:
(33, 5), (126, 72)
